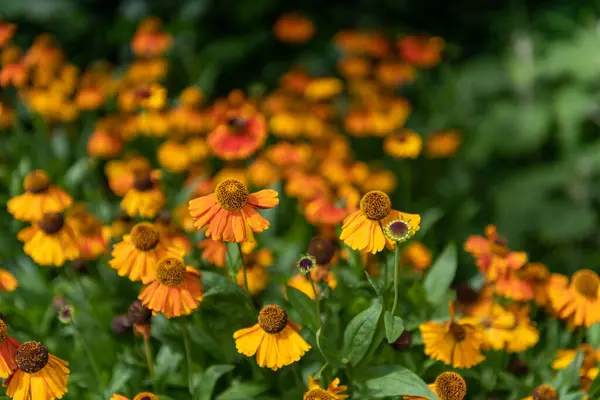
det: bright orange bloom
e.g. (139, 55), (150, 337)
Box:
(68, 205), (109, 260)
(384, 130), (422, 159)
(273, 13), (315, 44)
(334, 30), (390, 57)
(337, 56), (371, 79)
(189, 179), (279, 243)
(304, 185), (360, 226)
(131, 17), (173, 57)
(0, 320), (20, 378)
(305, 77), (343, 101)
(139, 258), (203, 318)
(0, 269), (18, 292)
(398, 35), (445, 68)
(0, 46), (26, 88)
(87, 120), (123, 159)
(376, 61), (416, 87)
(0, 21), (16, 47)
(548, 269), (600, 328)
(207, 113), (268, 160)
(198, 238), (227, 267)
(426, 130), (461, 158)
(401, 242), (432, 271)
(105, 156), (152, 196)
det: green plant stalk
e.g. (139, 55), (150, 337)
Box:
(237, 242), (250, 294)
(72, 319), (104, 393)
(143, 335), (158, 393)
(308, 273), (321, 328)
(391, 243), (402, 316)
(180, 319), (194, 394)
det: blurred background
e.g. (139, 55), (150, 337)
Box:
(4, 0), (600, 276)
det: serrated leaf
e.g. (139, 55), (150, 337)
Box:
(365, 365), (439, 399)
(317, 327), (343, 370)
(384, 311), (404, 343)
(342, 300), (382, 366)
(423, 243), (457, 305)
(195, 364), (235, 400)
(286, 286), (319, 332)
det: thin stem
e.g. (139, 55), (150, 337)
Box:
(144, 335), (158, 393)
(237, 242), (249, 294)
(180, 319), (194, 394)
(391, 243), (401, 316)
(316, 362), (329, 379)
(72, 319), (104, 392)
(308, 273), (321, 327)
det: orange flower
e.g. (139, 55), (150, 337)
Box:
(376, 61), (416, 87)
(384, 130), (422, 159)
(105, 156), (152, 196)
(158, 140), (192, 173)
(337, 57), (371, 79)
(131, 17), (173, 57)
(398, 35), (445, 68)
(401, 242), (432, 271)
(0, 21), (16, 47)
(121, 169), (165, 218)
(305, 78), (343, 101)
(139, 258), (203, 318)
(248, 158), (280, 188)
(426, 130), (461, 158)
(68, 205), (109, 260)
(0, 269), (18, 292)
(273, 13), (315, 44)
(0, 46), (26, 88)
(87, 126), (123, 159)
(548, 269), (600, 328)
(287, 267), (337, 300)
(334, 31), (390, 57)
(304, 185), (360, 226)
(198, 238), (227, 267)
(7, 170), (72, 222)
(0, 320), (20, 378)
(189, 179), (279, 243)
(154, 214), (191, 254)
(208, 113), (268, 160)
(266, 142), (312, 170)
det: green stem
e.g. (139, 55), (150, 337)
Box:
(72, 319), (104, 392)
(316, 362), (329, 379)
(144, 335), (158, 393)
(391, 243), (401, 316)
(308, 273), (321, 328)
(180, 320), (194, 394)
(237, 242), (250, 294)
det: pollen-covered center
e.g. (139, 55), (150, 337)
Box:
(38, 212), (65, 234)
(434, 371), (467, 400)
(258, 305), (288, 334)
(133, 393), (159, 400)
(130, 223), (160, 251)
(572, 269), (600, 299)
(133, 170), (154, 191)
(449, 322), (466, 342)
(0, 319), (7, 345)
(24, 170), (51, 193)
(304, 388), (335, 400)
(360, 190), (391, 220)
(532, 384), (557, 400)
(16, 341), (49, 373)
(156, 258), (186, 287)
(215, 179), (249, 211)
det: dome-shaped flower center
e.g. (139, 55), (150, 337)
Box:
(130, 223), (160, 251)
(308, 237), (335, 265)
(572, 269), (600, 299)
(449, 322), (466, 342)
(134, 393), (159, 400)
(360, 190), (391, 220)
(16, 341), (49, 373)
(0, 319), (7, 345)
(215, 179), (249, 211)
(434, 371), (467, 400)
(24, 170), (51, 193)
(304, 388), (335, 400)
(258, 305), (287, 334)
(156, 258), (186, 287)
(133, 171), (154, 191)
(532, 384), (557, 400)
(38, 212), (65, 234)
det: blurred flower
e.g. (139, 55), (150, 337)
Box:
(5, 341), (69, 400)
(233, 304), (310, 370)
(287, 267), (337, 300)
(420, 303), (485, 368)
(397, 35), (445, 68)
(109, 222), (183, 284)
(139, 257), (203, 318)
(340, 190), (420, 254)
(505, 304), (539, 353)
(103, 210), (134, 242)
(337, 56), (371, 79)
(0, 102), (15, 130)
(522, 384), (557, 400)
(131, 17), (173, 58)
(154, 213), (191, 254)
(308, 237), (336, 266)
(273, 13), (315, 44)
(454, 284), (493, 318)
(0, 21), (16, 48)
(157, 140), (192, 173)
(376, 61), (416, 87)
(0, 270), (17, 292)
(0, 45), (26, 87)
(548, 269), (600, 328)
(112, 314), (132, 335)
(105, 155), (152, 197)
(401, 242), (432, 271)
(462, 304), (515, 351)
(0, 319), (20, 378)
(334, 31), (390, 57)
(121, 169), (165, 218)
(248, 158), (280, 188)
(236, 264), (269, 296)
(69, 204), (108, 260)
(304, 376), (348, 399)
(198, 238), (227, 267)
(189, 179), (279, 243)
(404, 371), (467, 400)
(57, 304), (74, 324)
(87, 123), (123, 159)
(127, 300), (152, 325)
(7, 170), (72, 222)
(17, 212), (79, 267)
(426, 130), (461, 158)
(360, 167), (397, 193)
(305, 78), (343, 101)
(383, 130), (422, 159)
(208, 112), (267, 160)
(111, 393), (159, 400)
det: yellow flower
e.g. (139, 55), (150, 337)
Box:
(0, 269), (18, 292)
(384, 130), (422, 159)
(237, 264), (269, 296)
(462, 304), (515, 351)
(522, 384), (557, 400)
(304, 375), (348, 399)
(304, 78), (343, 101)
(121, 170), (165, 218)
(420, 303), (485, 368)
(548, 269), (600, 328)
(426, 130), (461, 158)
(158, 140), (192, 173)
(233, 305), (310, 370)
(505, 304), (539, 353)
(402, 242), (432, 270)
(404, 371), (467, 400)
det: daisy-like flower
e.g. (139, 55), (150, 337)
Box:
(0, 320), (20, 378)
(109, 222), (184, 284)
(207, 113), (267, 160)
(304, 375), (348, 399)
(404, 371), (467, 400)
(139, 257), (203, 318)
(402, 242), (432, 271)
(340, 190), (420, 254)
(505, 304), (539, 353)
(4, 341), (69, 400)
(383, 130), (422, 159)
(121, 169), (165, 218)
(236, 264), (269, 296)
(189, 179), (279, 243)
(0, 269), (18, 292)
(462, 304), (515, 351)
(198, 238), (227, 267)
(7, 170), (72, 222)
(522, 384), (557, 400)
(304, 185), (360, 226)
(420, 303), (485, 368)
(69, 205), (109, 260)
(548, 269), (600, 328)
(233, 304), (311, 370)
(17, 212), (79, 267)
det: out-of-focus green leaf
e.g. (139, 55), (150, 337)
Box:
(365, 365), (439, 399)
(195, 364), (235, 400)
(423, 243), (457, 305)
(217, 381), (267, 400)
(384, 311), (404, 343)
(342, 300), (382, 366)
(317, 327), (343, 370)
(286, 286), (319, 332)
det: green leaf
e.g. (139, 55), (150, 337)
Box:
(154, 345), (183, 384)
(286, 286), (319, 332)
(105, 363), (133, 394)
(364, 271), (383, 300)
(553, 351), (583, 391)
(217, 381), (267, 400)
(384, 311), (404, 343)
(587, 371), (600, 398)
(423, 243), (457, 305)
(342, 300), (382, 366)
(196, 365), (235, 400)
(365, 365), (439, 399)
(587, 323), (600, 348)
(317, 327), (343, 370)
(51, 129), (70, 160)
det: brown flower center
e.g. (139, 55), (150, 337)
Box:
(0, 319), (7, 345)
(215, 179), (249, 211)
(304, 388), (335, 400)
(455, 284), (479, 305)
(130, 223), (160, 251)
(532, 384), (557, 400)
(156, 258), (186, 287)
(133, 171), (154, 191)
(38, 212), (65, 234)
(449, 322), (466, 342)
(572, 269), (600, 299)
(360, 190), (391, 220)
(434, 371), (467, 400)
(16, 341), (49, 373)
(258, 305), (287, 334)
(24, 170), (51, 193)
(227, 116), (247, 133)
(133, 393), (159, 400)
